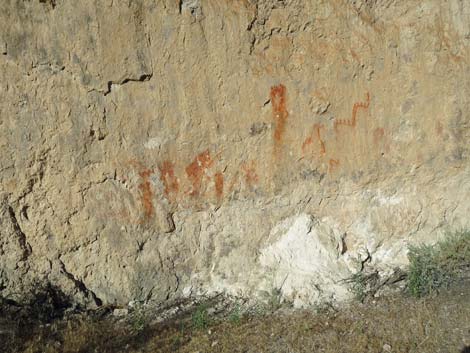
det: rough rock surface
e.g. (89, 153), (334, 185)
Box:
(0, 0), (469, 308)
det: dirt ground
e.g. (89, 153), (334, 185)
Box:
(1, 282), (469, 353)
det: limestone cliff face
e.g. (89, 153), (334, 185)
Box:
(1, 0), (469, 307)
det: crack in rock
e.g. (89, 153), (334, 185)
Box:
(7, 206), (32, 261)
(104, 73), (153, 96)
(58, 260), (102, 307)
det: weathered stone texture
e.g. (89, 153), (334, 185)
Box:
(1, 0), (469, 307)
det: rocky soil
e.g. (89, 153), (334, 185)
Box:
(1, 0), (470, 308)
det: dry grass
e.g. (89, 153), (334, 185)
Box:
(2, 282), (468, 353)
(141, 283), (470, 353)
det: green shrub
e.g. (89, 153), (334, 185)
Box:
(407, 244), (448, 297)
(407, 230), (470, 297)
(131, 308), (146, 333)
(191, 304), (210, 330)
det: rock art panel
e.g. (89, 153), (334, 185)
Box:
(334, 92), (371, 131)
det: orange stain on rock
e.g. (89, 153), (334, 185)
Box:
(185, 150), (214, 197)
(127, 159), (155, 221)
(301, 136), (313, 154)
(373, 127), (385, 144)
(214, 172), (224, 200)
(302, 124), (326, 155)
(159, 160), (179, 197)
(335, 92), (370, 131)
(350, 48), (360, 62)
(436, 121), (444, 136)
(328, 158), (340, 173)
(312, 88), (328, 102)
(138, 168), (154, 220)
(270, 84), (288, 143)
(242, 161), (259, 187)
(315, 124), (326, 155)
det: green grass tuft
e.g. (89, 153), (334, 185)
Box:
(228, 303), (242, 325)
(407, 230), (470, 297)
(349, 272), (368, 302)
(191, 304), (210, 330)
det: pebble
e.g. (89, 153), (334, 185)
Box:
(113, 308), (129, 317)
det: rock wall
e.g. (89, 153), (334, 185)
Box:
(1, 0), (469, 308)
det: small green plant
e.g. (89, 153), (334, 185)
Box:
(434, 230), (470, 273)
(267, 288), (283, 312)
(407, 230), (470, 297)
(250, 302), (267, 317)
(191, 304), (210, 330)
(346, 270), (379, 302)
(228, 303), (242, 325)
(170, 334), (182, 351)
(131, 308), (146, 333)
(407, 244), (447, 297)
(344, 251), (379, 302)
(349, 272), (368, 302)
(170, 322), (186, 350)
